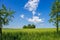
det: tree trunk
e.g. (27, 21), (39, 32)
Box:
(56, 22), (58, 33)
(0, 23), (2, 40)
(56, 12), (59, 33)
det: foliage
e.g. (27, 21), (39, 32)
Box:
(23, 24), (35, 29)
(0, 4), (14, 25)
(0, 4), (14, 40)
(49, 0), (60, 33)
(2, 28), (60, 40)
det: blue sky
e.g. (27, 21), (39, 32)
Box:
(0, 0), (56, 28)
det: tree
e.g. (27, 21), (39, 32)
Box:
(49, 0), (60, 33)
(23, 24), (36, 29)
(0, 4), (14, 40)
(28, 24), (32, 28)
(31, 24), (35, 28)
(23, 25), (27, 28)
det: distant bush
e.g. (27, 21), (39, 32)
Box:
(23, 24), (35, 29)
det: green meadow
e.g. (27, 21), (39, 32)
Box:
(2, 28), (60, 40)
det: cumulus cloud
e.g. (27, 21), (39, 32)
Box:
(28, 16), (43, 23)
(38, 13), (40, 16)
(24, 0), (44, 23)
(20, 14), (24, 18)
(32, 11), (36, 15)
(24, 0), (39, 15)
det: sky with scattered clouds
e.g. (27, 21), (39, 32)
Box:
(0, 0), (56, 28)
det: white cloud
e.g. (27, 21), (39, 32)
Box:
(24, 0), (39, 12)
(38, 13), (40, 16)
(24, 0), (44, 23)
(28, 16), (43, 23)
(32, 11), (36, 15)
(20, 14), (24, 18)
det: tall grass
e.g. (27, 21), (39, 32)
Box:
(2, 28), (60, 40)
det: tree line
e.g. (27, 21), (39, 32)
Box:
(23, 24), (35, 28)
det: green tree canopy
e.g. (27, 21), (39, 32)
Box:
(49, 0), (60, 33)
(0, 4), (15, 40)
(23, 24), (36, 29)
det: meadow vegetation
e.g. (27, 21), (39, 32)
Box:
(2, 28), (60, 40)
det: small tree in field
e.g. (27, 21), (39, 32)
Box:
(0, 4), (14, 40)
(49, 0), (60, 33)
(23, 25), (27, 28)
(31, 24), (35, 28)
(23, 24), (36, 29)
(28, 24), (32, 28)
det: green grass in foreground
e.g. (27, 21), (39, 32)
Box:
(2, 28), (60, 40)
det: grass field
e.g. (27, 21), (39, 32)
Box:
(2, 28), (60, 40)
